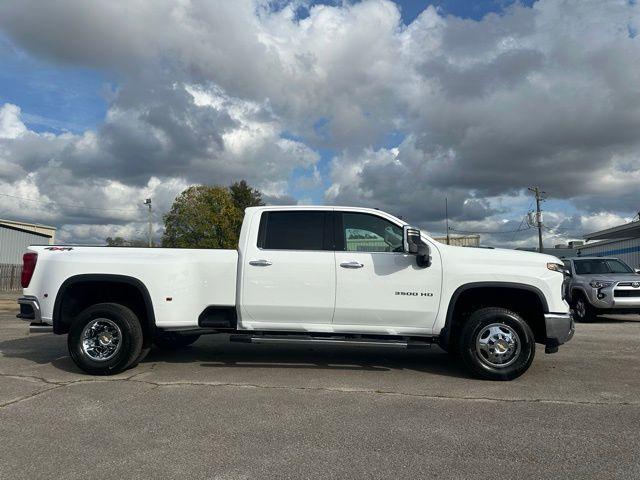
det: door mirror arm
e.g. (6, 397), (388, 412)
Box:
(403, 226), (431, 268)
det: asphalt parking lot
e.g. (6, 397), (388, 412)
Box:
(1, 292), (639, 479)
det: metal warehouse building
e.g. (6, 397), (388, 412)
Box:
(577, 220), (640, 269)
(433, 234), (481, 247)
(0, 219), (56, 291)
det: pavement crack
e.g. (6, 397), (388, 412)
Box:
(107, 377), (640, 407)
(1, 372), (637, 409)
(0, 373), (66, 386)
(0, 384), (65, 409)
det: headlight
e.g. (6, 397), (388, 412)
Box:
(589, 280), (613, 289)
(547, 263), (566, 274)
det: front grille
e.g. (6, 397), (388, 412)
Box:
(614, 290), (640, 297)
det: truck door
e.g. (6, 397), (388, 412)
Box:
(240, 210), (336, 325)
(332, 211), (441, 330)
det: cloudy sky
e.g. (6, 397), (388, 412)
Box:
(0, 0), (638, 247)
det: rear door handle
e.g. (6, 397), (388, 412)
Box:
(340, 261), (364, 269)
(249, 259), (272, 267)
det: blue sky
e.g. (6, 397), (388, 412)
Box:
(0, 0), (540, 207)
(1, 0), (637, 245)
(0, 34), (114, 134)
(284, 0), (538, 205)
(0, 1), (535, 135)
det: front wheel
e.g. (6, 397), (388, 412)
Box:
(68, 303), (143, 375)
(571, 294), (597, 322)
(459, 307), (535, 381)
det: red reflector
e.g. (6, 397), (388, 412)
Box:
(21, 252), (38, 288)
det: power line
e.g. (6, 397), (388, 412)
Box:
(0, 192), (141, 213)
(543, 225), (587, 236)
(510, 213), (529, 242)
(449, 225), (532, 235)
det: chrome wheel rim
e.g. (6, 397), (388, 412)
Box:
(81, 318), (122, 362)
(475, 323), (521, 368)
(575, 299), (586, 319)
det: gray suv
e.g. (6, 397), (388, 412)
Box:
(563, 257), (640, 322)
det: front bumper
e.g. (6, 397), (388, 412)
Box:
(17, 296), (52, 333)
(585, 284), (640, 310)
(544, 312), (574, 354)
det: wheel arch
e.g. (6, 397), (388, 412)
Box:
(570, 286), (589, 301)
(440, 282), (549, 350)
(52, 274), (156, 343)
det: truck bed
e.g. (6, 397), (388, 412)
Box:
(23, 246), (239, 328)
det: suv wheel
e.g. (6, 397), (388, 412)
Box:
(459, 307), (535, 381)
(572, 294), (597, 322)
(68, 303), (143, 375)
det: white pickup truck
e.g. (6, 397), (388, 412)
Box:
(17, 206), (574, 380)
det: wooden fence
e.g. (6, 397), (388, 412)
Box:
(0, 264), (21, 291)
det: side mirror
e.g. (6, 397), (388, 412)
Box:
(403, 226), (431, 268)
(635, 268), (640, 274)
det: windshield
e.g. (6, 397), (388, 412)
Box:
(573, 259), (633, 275)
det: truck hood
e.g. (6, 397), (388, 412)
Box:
(434, 242), (561, 265)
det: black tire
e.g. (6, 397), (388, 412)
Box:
(129, 345), (151, 369)
(68, 303), (143, 375)
(153, 332), (200, 350)
(458, 307), (535, 381)
(571, 293), (597, 322)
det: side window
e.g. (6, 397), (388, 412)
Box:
(339, 212), (404, 253)
(258, 211), (332, 251)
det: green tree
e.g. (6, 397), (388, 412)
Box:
(162, 185), (242, 249)
(230, 179), (264, 211)
(229, 179), (264, 238)
(106, 237), (150, 247)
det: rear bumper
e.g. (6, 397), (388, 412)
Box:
(17, 296), (52, 333)
(544, 312), (574, 353)
(17, 296), (41, 322)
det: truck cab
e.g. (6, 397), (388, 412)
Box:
(17, 206), (574, 380)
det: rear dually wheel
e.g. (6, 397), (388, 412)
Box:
(68, 303), (143, 375)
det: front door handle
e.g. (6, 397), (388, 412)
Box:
(249, 259), (272, 267)
(340, 261), (364, 269)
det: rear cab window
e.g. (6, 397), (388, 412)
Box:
(257, 211), (333, 251)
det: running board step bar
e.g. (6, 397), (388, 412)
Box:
(29, 322), (53, 333)
(229, 334), (435, 349)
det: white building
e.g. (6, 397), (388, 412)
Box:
(578, 220), (640, 269)
(0, 219), (56, 291)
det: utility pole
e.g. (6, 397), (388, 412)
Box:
(528, 186), (544, 253)
(144, 198), (152, 247)
(445, 197), (450, 245)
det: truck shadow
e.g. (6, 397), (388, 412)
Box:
(144, 335), (471, 379)
(0, 332), (67, 365)
(0, 332), (471, 379)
